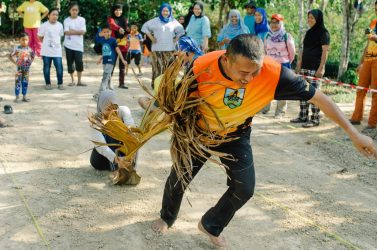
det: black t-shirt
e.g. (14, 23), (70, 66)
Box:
(301, 31), (330, 70)
(274, 65), (316, 101)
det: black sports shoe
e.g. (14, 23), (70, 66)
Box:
(290, 117), (308, 123)
(349, 119), (361, 125)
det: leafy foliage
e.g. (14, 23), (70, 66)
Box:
(340, 69), (359, 85)
(0, 0), (375, 70)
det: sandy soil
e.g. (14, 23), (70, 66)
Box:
(0, 39), (376, 250)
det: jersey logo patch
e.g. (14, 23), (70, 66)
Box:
(223, 88), (245, 109)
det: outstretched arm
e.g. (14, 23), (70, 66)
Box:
(309, 90), (377, 158)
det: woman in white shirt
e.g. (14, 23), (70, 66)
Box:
(90, 90), (135, 172)
(63, 2), (86, 86)
(141, 3), (184, 88)
(38, 8), (64, 90)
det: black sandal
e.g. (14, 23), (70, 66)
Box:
(290, 117), (308, 123)
(4, 105), (13, 114)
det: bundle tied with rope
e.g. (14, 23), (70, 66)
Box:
(90, 56), (235, 188)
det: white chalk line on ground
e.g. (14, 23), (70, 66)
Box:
(255, 193), (361, 250)
(254, 115), (364, 249)
(0, 160), (51, 250)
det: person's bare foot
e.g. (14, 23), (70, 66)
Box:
(198, 221), (227, 248)
(151, 218), (168, 234)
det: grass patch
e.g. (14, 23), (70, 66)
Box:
(321, 84), (355, 103)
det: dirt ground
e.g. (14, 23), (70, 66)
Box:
(0, 39), (376, 250)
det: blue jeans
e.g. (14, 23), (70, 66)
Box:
(281, 62), (291, 69)
(42, 56), (63, 85)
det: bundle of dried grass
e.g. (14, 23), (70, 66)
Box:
(89, 104), (170, 185)
(90, 56), (235, 187)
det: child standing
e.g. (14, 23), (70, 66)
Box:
(17, 0), (48, 57)
(243, 1), (257, 35)
(63, 2), (86, 86)
(8, 32), (35, 102)
(95, 26), (127, 99)
(126, 25), (143, 76)
(38, 8), (65, 90)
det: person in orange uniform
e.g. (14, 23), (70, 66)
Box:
(350, 1), (377, 134)
(151, 34), (377, 248)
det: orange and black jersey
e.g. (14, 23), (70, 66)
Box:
(187, 51), (316, 136)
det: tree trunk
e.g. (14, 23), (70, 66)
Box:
(55, 0), (61, 11)
(320, 0), (329, 12)
(308, 0), (314, 10)
(337, 0), (359, 79)
(296, 0), (305, 72)
(218, 0), (226, 30)
(223, 0), (229, 27)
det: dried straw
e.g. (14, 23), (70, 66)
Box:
(89, 56), (235, 187)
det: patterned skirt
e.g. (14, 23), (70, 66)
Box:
(150, 51), (174, 87)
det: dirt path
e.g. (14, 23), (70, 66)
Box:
(0, 41), (376, 250)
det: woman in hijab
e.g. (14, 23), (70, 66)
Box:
(290, 9), (330, 128)
(90, 90), (135, 171)
(107, 4), (129, 89)
(262, 13), (296, 118)
(141, 3), (185, 88)
(90, 90), (140, 185)
(217, 9), (249, 49)
(186, 1), (211, 52)
(254, 7), (269, 41)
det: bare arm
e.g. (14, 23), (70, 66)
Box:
(368, 34), (377, 42)
(145, 32), (156, 43)
(309, 90), (377, 158)
(218, 38), (230, 47)
(97, 56), (102, 65)
(296, 51), (302, 73)
(64, 30), (86, 36)
(115, 47), (127, 64)
(315, 45), (329, 77)
(202, 36), (209, 52)
(41, 10), (48, 20)
(8, 53), (17, 65)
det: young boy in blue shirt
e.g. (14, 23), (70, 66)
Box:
(95, 26), (127, 100)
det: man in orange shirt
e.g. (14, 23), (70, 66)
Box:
(152, 34), (377, 248)
(350, 1), (377, 134)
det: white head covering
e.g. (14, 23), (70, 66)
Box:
(97, 90), (119, 114)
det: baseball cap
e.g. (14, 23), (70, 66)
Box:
(271, 13), (284, 21)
